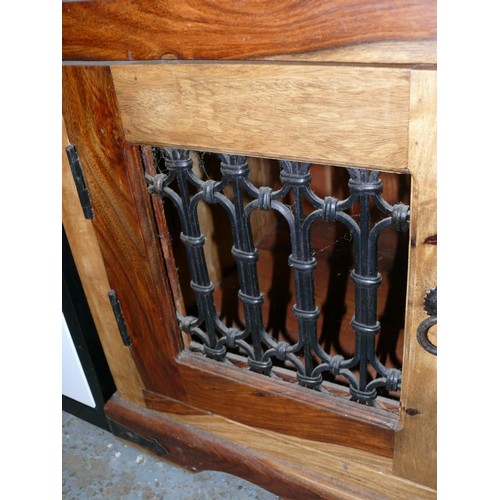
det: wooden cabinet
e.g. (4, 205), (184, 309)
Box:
(63, 2), (436, 497)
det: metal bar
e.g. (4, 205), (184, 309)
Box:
(218, 155), (269, 371)
(278, 161), (321, 388)
(145, 150), (410, 404)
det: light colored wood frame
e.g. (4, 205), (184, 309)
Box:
(63, 61), (437, 495)
(112, 63), (411, 171)
(393, 69), (437, 486)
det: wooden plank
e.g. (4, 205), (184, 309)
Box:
(261, 40), (436, 65)
(176, 350), (397, 458)
(393, 69), (437, 488)
(63, 0), (436, 62)
(142, 387), (392, 471)
(106, 394), (436, 499)
(62, 119), (146, 405)
(62, 66), (186, 400)
(112, 63), (411, 171)
(178, 418), (436, 499)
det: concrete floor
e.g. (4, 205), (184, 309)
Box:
(62, 411), (279, 499)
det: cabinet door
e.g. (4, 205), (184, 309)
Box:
(63, 63), (436, 486)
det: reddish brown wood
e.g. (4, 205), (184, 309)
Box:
(105, 394), (384, 499)
(175, 351), (396, 458)
(142, 389), (210, 416)
(62, 66), (185, 399)
(63, 0), (436, 61)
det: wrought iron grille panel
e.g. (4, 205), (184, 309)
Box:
(145, 148), (410, 406)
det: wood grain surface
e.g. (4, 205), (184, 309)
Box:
(112, 63), (411, 171)
(106, 394), (436, 499)
(62, 119), (146, 405)
(62, 0), (436, 62)
(62, 66), (186, 399)
(393, 69), (437, 488)
(175, 350), (397, 458)
(260, 40), (436, 65)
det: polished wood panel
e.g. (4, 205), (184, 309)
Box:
(63, 0), (436, 62)
(62, 119), (146, 405)
(112, 63), (411, 171)
(261, 40), (436, 65)
(106, 394), (436, 499)
(393, 69), (437, 488)
(142, 389), (208, 416)
(151, 397), (392, 477)
(62, 66), (185, 399)
(175, 350), (397, 458)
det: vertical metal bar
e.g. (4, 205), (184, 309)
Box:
(280, 161), (321, 388)
(348, 170), (384, 403)
(218, 155), (269, 371)
(152, 149), (223, 359)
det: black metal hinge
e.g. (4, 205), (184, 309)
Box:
(108, 418), (169, 457)
(66, 144), (94, 220)
(108, 290), (132, 347)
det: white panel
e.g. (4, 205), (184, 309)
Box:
(62, 313), (96, 408)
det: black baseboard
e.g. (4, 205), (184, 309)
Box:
(63, 395), (111, 431)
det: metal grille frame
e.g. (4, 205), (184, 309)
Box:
(145, 148), (410, 406)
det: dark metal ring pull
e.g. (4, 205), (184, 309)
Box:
(417, 288), (437, 356)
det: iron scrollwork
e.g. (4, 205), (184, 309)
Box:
(145, 149), (410, 406)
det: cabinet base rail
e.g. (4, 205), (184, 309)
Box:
(105, 393), (436, 499)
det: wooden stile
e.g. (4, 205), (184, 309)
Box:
(393, 69), (437, 489)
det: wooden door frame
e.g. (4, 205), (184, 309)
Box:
(62, 2), (436, 496)
(62, 62), (436, 493)
(63, 63), (398, 457)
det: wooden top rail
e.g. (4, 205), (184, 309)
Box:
(63, 0), (436, 64)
